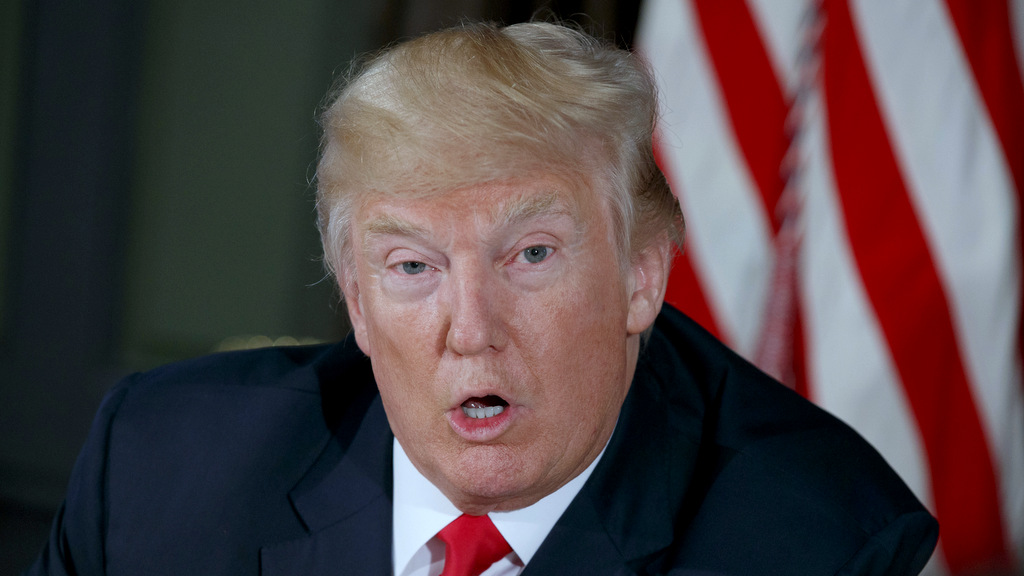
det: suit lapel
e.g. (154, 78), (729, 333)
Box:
(521, 494), (640, 576)
(260, 393), (395, 576)
(525, 343), (706, 575)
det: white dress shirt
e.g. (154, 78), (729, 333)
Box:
(392, 439), (606, 576)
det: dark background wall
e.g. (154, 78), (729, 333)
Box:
(0, 0), (639, 572)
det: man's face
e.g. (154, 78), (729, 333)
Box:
(342, 174), (665, 514)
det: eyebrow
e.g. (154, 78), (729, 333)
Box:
(495, 191), (568, 227)
(364, 213), (429, 240)
(496, 190), (590, 242)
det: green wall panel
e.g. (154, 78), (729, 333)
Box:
(122, 0), (381, 366)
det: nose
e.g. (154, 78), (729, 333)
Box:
(444, 263), (505, 356)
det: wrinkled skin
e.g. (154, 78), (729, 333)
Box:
(342, 174), (670, 514)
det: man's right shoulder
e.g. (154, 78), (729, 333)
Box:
(114, 336), (370, 404)
(23, 338), (384, 575)
(122, 336), (368, 394)
(101, 337), (378, 454)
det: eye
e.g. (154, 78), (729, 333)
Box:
(401, 261), (429, 274)
(522, 246), (549, 264)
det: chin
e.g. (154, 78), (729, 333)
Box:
(446, 482), (541, 515)
(442, 451), (545, 513)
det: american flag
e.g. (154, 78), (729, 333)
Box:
(636, 0), (1024, 574)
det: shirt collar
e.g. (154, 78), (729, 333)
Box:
(392, 438), (607, 574)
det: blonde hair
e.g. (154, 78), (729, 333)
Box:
(316, 21), (682, 286)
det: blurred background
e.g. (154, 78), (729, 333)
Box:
(2, 0), (1022, 575)
(0, 0), (638, 572)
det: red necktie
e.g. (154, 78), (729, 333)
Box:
(437, 514), (513, 576)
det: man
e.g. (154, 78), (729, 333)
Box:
(27, 21), (937, 576)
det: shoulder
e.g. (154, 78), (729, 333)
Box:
(644, 305), (910, 503)
(115, 337), (361, 397)
(641, 306), (938, 574)
(107, 337), (374, 433)
(98, 338), (379, 480)
(46, 337), (382, 573)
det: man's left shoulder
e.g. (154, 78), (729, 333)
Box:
(646, 306), (939, 574)
(676, 398), (939, 574)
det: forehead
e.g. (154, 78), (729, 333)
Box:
(353, 175), (605, 239)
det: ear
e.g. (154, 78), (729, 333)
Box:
(626, 234), (672, 336)
(340, 269), (373, 357)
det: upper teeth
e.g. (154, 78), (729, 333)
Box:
(463, 405), (505, 419)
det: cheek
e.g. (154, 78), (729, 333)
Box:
(513, 280), (629, 383)
(371, 349), (445, 444)
(542, 269), (629, 337)
(362, 299), (445, 403)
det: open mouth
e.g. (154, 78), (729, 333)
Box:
(461, 395), (509, 419)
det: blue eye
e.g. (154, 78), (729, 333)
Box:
(522, 246), (549, 264)
(401, 261), (428, 274)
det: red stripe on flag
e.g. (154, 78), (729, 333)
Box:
(823, 1), (1011, 572)
(693, 0), (790, 232)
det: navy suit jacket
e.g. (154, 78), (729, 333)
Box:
(26, 306), (937, 575)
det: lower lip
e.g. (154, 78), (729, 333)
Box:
(447, 405), (515, 442)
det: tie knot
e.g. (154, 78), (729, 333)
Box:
(437, 514), (513, 576)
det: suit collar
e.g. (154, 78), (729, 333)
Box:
(289, 394), (393, 531)
(526, 335), (706, 574)
(261, 380), (396, 575)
